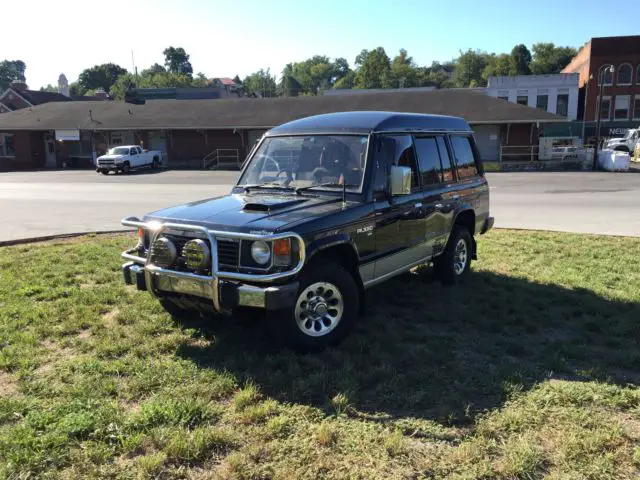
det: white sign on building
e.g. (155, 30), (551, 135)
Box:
(55, 129), (80, 141)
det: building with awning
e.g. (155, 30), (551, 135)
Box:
(0, 88), (567, 170)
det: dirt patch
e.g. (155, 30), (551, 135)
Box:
(0, 372), (19, 398)
(77, 329), (91, 340)
(102, 308), (120, 327)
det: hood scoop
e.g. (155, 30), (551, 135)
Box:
(242, 198), (307, 212)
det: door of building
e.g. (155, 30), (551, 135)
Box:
(44, 132), (57, 168)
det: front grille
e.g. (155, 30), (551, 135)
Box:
(216, 238), (240, 269)
(160, 234), (239, 272)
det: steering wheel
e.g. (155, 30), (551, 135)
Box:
(258, 154), (281, 174)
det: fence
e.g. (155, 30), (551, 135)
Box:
(203, 149), (241, 169)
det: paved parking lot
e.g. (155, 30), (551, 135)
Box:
(0, 169), (638, 242)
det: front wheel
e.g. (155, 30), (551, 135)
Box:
(122, 162), (131, 174)
(267, 262), (359, 352)
(434, 225), (472, 285)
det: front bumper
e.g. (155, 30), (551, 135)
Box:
(123, 261), (298, 311)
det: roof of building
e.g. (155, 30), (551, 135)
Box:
(216, 77), (236, 86)
(18, 90), (72, 105)
(0, 89), (568, 131)
(268, 111), (471, 135)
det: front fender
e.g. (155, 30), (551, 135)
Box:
(305, 233), (359, 263)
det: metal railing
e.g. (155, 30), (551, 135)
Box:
(499, 145), (539, 162)
(203, 148), (241, 169)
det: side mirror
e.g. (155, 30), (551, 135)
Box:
(390, 166), (412, 195)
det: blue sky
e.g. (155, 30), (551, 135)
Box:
(6, 0), (639, 89)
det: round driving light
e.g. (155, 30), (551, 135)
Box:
(149, 237), (177, 268)
(182, 239), (211, 270)
(251, 240), (271, 265)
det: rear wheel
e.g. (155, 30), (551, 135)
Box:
(267, 262), (359, 352)
(434, 225), (472, 284)
(152, 158), (159, 169)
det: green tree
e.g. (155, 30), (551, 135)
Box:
(78, 63), (127, 93)
(0, 60), (26, 91)
(390, 49), (419, 88)
(453, 49), (489, 87)
(510, 44), (532, 75)
(108, 71), (194, 99)
(354, 47), (392, 89)
(333, 57), (351, 81)
(482, 53), (512, 80)
(530, 43), (577, 74)
(69, 82), (85, 96)
(334, 71), (355, 89)
(141, 63), (165, 76)
(163, 47), (193, 77)
(242, 69), (277, 97)
(232, 74), (242, 85)
(193, 72), (209, 87)
(39, 84), (57, 92)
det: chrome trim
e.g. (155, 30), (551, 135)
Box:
(363, 253), (433, 289)
(237, 285), (266, 308)
(121, 217), (307, 311)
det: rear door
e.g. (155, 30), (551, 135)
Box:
(372, 134), (428, 279)
(448, 135), (490, 235)
(412, 135), (457, 255)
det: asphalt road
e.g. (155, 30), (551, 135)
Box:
(1, 169), (639, 242)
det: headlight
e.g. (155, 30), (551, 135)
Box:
(182, 239), (211, 270)
(250, 240), (271, 265)
(149, 237), (177, 267)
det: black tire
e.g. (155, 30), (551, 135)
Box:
(614, 146), (629, 153)
(434, 225), (473, 285)
(159, 298), (198, 320)
(152, 158), (159, 169)
(122, 162), (131, 174)
(100, 170), (109, 175)
(267, 262), (359, 352)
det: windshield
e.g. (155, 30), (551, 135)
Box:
(238, 135), (369, 193)
(109, 147), (130, 155)
(624, 130), (635, 140)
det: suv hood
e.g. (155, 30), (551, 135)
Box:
(144, 193), (349, 233)
(98, 154), (125, 160)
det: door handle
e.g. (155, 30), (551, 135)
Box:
(414, 202), (423, 208)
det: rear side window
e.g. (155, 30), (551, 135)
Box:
(436, 137), (455, 182)
(413, 137), (442, 186)
(450, 136), (478, 178)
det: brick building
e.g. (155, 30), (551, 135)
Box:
(562, 35), (640, 139)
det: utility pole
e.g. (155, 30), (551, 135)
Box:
(593, 65), (614, 171)
(581, 74), (593, 144)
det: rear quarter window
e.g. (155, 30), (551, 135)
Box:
(450, 136), (479, 179)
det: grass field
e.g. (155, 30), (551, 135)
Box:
(1, 230), (640, 479)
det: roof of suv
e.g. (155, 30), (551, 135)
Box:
(266, 111), (472, 136)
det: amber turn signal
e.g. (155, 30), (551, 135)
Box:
(273, 238), (291, 256)
(137, 228), (145, 239)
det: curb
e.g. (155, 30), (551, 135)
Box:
(0, 229), (133, 247)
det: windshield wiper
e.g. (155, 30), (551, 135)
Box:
(295, 182), (358, 195)
(242, 183), (295, 193)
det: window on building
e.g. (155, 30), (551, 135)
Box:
(497, 96), (508, 101)
(597, 96), (611, 120)
(436, 136), (455, 182)
(634, 97), (640, 120)
(637, 65), (640, 85)
(598, 65), (613, 85)
(450, 136), (478, 179)
(536, 94), (549, 111)
(556, 94), (569, 117)
(0, 134), (15, 156)
(516, 95), (528, 106)
(617, 64), (632, 85)
(614, 95), (630, 120)
(413, 137), (443, 186)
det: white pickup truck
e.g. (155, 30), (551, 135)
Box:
(604, 127), (639, 153)
(96, 145), (164, 174)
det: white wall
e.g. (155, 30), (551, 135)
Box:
(485, 74), (579, 121)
